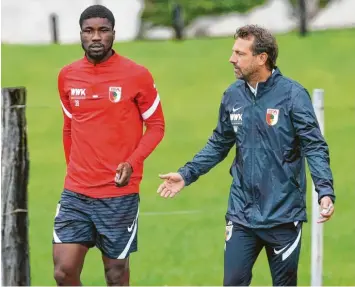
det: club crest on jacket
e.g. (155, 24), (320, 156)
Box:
(109, 87), (122, 103)
(266, 108), (279, 126)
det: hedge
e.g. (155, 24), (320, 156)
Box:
(142, 0), (266, 27)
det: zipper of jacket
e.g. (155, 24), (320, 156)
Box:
(251, 92), (256, 227)
(93, 64), (98, 96)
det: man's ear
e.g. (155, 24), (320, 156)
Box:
(258, 52), (268, 66)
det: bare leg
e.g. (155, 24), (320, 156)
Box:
(102, 255), (130, 286)
(53, 243), (89, 286)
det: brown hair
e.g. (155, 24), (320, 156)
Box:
(234, 25), (278, 70)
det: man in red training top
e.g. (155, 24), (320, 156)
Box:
(53, 4), (165, 286)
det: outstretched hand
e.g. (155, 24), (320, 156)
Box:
(157, 172), (185, 198)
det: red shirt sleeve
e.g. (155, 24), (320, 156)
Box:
(58, 67), (72, 165)
(126, 69), (165, 171)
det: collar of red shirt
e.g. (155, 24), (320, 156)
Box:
(83, 49), (119, 67)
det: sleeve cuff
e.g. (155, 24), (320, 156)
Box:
(177, 168), (191, 186)
(318, 190), (336, 204)
(126, 159), (137, 173)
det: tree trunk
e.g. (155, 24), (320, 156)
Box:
(299, 0), (307, 36)
(1, 87), (30, 286)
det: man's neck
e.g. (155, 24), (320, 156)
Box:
(247, 69), (273, 89)
(86, 50), (113, 65)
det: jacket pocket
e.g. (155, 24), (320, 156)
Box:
(283, 156), (304, 208)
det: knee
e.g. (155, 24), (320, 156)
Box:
(224, 269), (252, 286)
(105, 264), (126, 286)
(54, 264), (77, 284)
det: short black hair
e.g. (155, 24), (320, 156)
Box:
(79, 5), (115, 29)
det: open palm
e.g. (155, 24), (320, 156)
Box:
(157, 172), (185, 198)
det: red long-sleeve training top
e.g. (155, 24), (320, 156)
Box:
(58, 50), (165, 198)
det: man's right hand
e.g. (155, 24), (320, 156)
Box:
(157, 173), (185, 198)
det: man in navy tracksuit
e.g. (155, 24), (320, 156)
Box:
(157, 25), (335, 286)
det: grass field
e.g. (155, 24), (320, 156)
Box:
(2, 28), (355, 286)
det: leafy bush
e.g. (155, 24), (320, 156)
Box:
(142, 0), (266, 26)
(289, 0), (330, 9)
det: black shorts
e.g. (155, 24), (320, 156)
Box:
(53, 189), (139, 259)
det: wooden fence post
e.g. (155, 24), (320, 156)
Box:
(1, 87), (30, 286)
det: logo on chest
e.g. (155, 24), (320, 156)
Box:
(109, 87), (122, 103)
(266, 109), (279, 126)
(70, 88), (86, 99)
(230, 106), (243, 133)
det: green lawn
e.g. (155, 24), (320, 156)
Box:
(2, 28), (355, 286)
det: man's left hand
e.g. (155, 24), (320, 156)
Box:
(115, 162), (133, 187)
(317, 196), (335, 223)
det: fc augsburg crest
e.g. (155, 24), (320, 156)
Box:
(109, 87), (122, 103)
(225, 221), (233, 241)
(266, 108), (279, 126)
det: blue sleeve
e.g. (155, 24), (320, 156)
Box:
(291, 88), (335, 203)
(177, 95), (235, 186)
